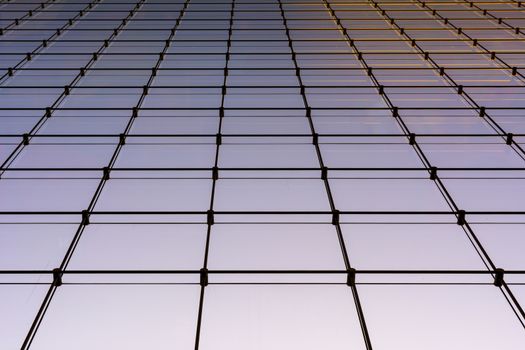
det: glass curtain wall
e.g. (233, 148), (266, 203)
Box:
(1, 0), (525, 348)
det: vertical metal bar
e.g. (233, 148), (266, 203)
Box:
(193, 1), (234, 348)
(279, 1), (374, 348)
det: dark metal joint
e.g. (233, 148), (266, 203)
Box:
(429, 166), (438, 180)
(103, 167), (110, 180)
(408, 133), (416, 145)
(321, 166), (328, 180)
(457, 210), (466, 226)
(332, 210), (340, 225)
(119, 133), (126, 145)
(494, 268), (505, 287)
(479, 107), (485, 117)
(392, 106), (399, 117)
(22, 133), (30, 146)
(82, 210), (90, 225)
(200, 268), (209, 287)
(207, 210), (214, 226)
(506, 133), (514, 145)
(52, 268), (63, 287)
(347, 268), (356, 287)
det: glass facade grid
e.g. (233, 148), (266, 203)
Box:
(1, 0), (525, 348)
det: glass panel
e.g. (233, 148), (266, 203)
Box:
(358, 285), (525, 349)
(342, 223), (485, 270)
(30, 285), (200, 349)
(68, 224), (206, 270)
(0, 285), (49, 350)
(200, 285), (367, 350)
(208, 224), (345, 270)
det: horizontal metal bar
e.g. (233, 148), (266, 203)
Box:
(2, 167), (525, 172)
(0, 211), (523, 215)
(1, 66), (522, 71)
(2, 36), (524, 42)
(2, 51), (523, 56)
(0, 269), (521, 275)
(2, 84), (524, 89)
(1, 133), (520, 138)
(1, 106), (522, 110)
(1, 1), (522, 4)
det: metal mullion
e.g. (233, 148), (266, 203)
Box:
(502, 0), (525, 8)
(6, 83), (525, 89)
(193, 1), (234, 349)
(3, 24), (525, 31)
(0, 0), (104, 84)
(2, 210), (525, 215)
(2, 106), (525, 112)
(457, 0), (525, 35)
(378, 0), (525, 326)
(17, 1), (172, 348)
(84, 0), (190, 215)
(4, 22), (522, 28)
(4, 35), (525, 42)
(370, 1), (521, 91)
(279, 1), (375, 349)
(0, 1), (513, 4)
(2, 66), (523, 74)
(411, 0), (525, 81)
(1, 5), (525, 12)
(5, 269), (525, 275)
(368, 0), (525, 161)
(1, 1), (525, 5)
(326, 0), (525, 328)
(0, 0), (148, 177)
(3, 13), (523, 19)
(5, 166), (525, 172)
(323, 1), (413, 136)
(0, 0), (57, 35)
(2, 19), (525, 28)
(2, 50), (525, 56)
(4, 132), (524, 138)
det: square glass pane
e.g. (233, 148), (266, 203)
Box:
(219, 144), (318, 168)
(342, 223), (485, 270)
(68, 224), (206, 269)
(358, 285), (525, 349)
(0, 285), (49, 350)
(0, 224), (75, 269)
(200, 285), (366, 350)
(208, 224), (345, 270)
(214, 179), (330, 211)
(94, 179), (212, 211)
(471, 224), (525, 270)
(30, 286), (200, 349)
(330, 179), (449, 211)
